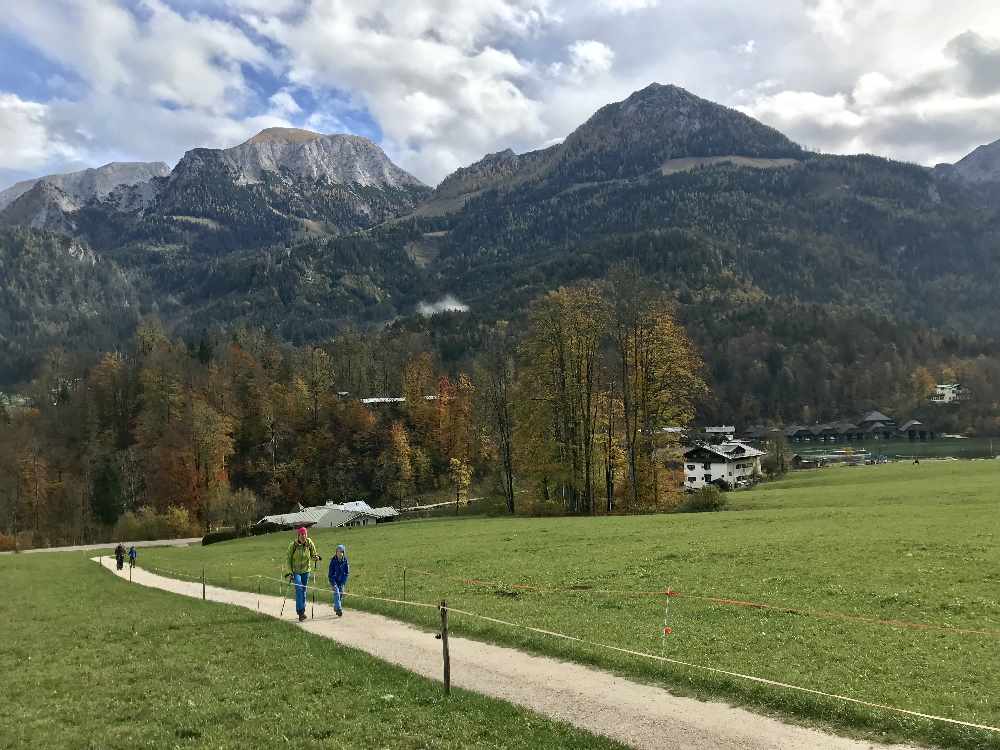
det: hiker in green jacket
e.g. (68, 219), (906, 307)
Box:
(287, 527), (320, 622)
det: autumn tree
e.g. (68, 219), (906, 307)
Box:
(477, 322), (517, 513)
(448, 457), (473, 508)
(607, 267), (706, 509)
(522, 284), (608, 514)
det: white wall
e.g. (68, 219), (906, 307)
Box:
(684, 458), (760, 489)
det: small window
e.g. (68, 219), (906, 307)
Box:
(687, 476), (696, 483)
(703, 474), (712, 482)
(686, 464), (695, 470)
(702, 462), (711, 470)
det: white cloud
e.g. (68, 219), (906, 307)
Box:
(0, 94), (81, 171)
(0, 0), (284, 180)
(569, 40), (615, 77)
(268, 89), (302, 117)
(418, 295), (470, 316)
(741, 90), (864, 131)
(3, 0), (1000, 187)
(249, 0), (552, 182)
(595, 0), (658, 13)
(549, 40), (615, 82)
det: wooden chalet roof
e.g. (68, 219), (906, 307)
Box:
(684, 440), (766, 461)
(861, 410), (892, 423)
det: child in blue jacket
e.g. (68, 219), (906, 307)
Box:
(328, 544), (349, 617)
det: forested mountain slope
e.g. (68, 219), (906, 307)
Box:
(1, 84), (999, 427)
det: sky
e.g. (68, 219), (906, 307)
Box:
(2, 0), (1000, 189)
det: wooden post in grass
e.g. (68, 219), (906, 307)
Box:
(256, 578), (260, 612)
(202, 567), (206, 600)
(440, 600), (450, 695)
(403, 567), (407, 602)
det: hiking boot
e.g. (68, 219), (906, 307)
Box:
(335, 609), (343, 617)
(297, 612), (306, 622)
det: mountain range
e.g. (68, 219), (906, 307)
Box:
(2, 83), (999, 425)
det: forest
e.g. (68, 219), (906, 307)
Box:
(0, 271), (710, 548)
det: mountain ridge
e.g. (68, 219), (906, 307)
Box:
(1, 128), (430, 246)
(2, 83), (1000, 430)
(0, 161), (171, 211)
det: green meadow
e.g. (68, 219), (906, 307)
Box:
(142, 460), (1000, 749)
(0, 552), (623, 749)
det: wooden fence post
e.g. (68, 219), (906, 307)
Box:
(202, 567), (206, 600)
(440, 600), (450, 696)
(403, 567), (407, 602)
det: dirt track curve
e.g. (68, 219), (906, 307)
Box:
(95, 557), (921, 750)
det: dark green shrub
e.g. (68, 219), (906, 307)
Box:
(249, 521), (286, 537)
(202, 527), (242, 546)
(675, 485), (727, 513)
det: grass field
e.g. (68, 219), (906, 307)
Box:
(0, 552), (625, 749)
(141, 460), (1000, 749)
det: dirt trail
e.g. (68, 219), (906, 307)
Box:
(1, 538), (201, 555)
(95, 557), (920, 750)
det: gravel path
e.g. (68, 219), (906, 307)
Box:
(95, 557), (920, 750)
(2, 538), (201, 555)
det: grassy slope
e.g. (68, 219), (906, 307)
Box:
(142, 461), (1000, 749)
(0, 552), (623, 749)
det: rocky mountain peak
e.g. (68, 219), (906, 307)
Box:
(434, 148), (524, 199)
(0, 181), (80, 232)
(550, 83), (802, 183)
(0, 161), (171, 211)
(949, 138), (1000, 183)
(242, 127), (325, 146)
(173, 132), (426, 190)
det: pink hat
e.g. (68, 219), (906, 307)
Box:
(297, 526), (307, 535)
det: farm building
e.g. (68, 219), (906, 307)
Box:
(683, 440), (765, 490)
(258, 500), (398, 530)
(898, 419), (936, 441)
(858, 411), (897, 439)
(774, 411), (933, 444)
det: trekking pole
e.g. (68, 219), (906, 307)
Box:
(280, 575), (288, 617)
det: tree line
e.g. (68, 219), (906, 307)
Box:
(0, 270), (704, 549)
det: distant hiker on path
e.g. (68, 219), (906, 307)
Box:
(128, 545), (137, 567)
(286, 527), (320, 622)
(328, 544), (349, 617)
(114, 543), (125, 571)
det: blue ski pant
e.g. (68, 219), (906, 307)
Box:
(292, 572), (309, 613)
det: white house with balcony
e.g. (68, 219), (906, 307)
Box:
(930, 384), (965, 404)
(683, 440), (765, 491)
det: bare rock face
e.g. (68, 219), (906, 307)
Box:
(0, 181), (81, 232)
(172, 129), (426, 190)
(0, 161), (171, 211)
(154, 129), (430, 237)
(948, 138), (1000, 183)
